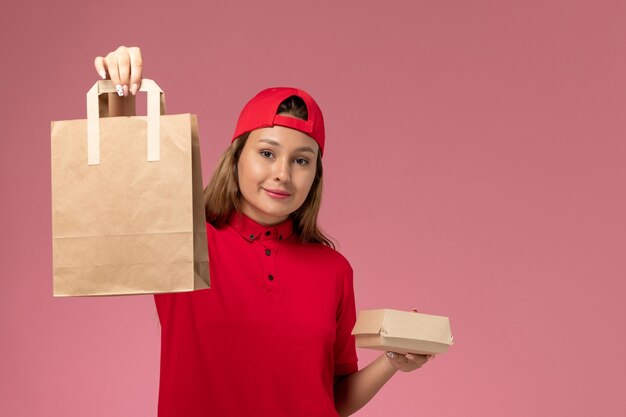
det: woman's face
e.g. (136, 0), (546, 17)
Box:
(237, 124), (319, 226)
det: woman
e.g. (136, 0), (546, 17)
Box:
(95, 45), (432, 417)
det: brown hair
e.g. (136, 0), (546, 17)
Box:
(203, 95), (335, 248)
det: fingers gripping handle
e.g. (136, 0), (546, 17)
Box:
(86, 79), (166, 165)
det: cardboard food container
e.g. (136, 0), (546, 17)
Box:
(351, 309), (453, 355)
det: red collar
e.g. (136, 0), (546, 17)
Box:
(227, 212), (294, 242)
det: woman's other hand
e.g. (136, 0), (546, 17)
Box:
(94, 45), (143, 96)
(385, 351), (433, 372)
(384, 307), (435, 372)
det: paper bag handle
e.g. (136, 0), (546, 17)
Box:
(86, 79), (166, 165)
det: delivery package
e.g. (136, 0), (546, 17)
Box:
(51, 79), (209, 296)
(352, 309), (453, 355)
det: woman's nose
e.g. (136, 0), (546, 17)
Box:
(273, 157), (291, 181)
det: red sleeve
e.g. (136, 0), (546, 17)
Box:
(333, 262), (359, 376)
(153, 292), (176, 326)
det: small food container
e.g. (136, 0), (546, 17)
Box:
(351, 309), (453, 355)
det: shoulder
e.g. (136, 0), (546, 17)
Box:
(292, 240), (353, 276)
(206, 220), (223, 235)
(205, 220), (234, 243)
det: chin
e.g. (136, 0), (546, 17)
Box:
(262, 201), (296, 215)
(262, 209), (292, 221)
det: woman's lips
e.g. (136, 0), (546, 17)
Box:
(264, 188), (291, 199)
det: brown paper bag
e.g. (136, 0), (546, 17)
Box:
(51, 79), (209, 296)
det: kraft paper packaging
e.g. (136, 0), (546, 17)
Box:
(51, 79), (210, 296)
(352, 309), (453, 355)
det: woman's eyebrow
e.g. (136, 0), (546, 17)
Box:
(295, 146), (316, 154)
(259, 138), (280, 146)
(259, 138), (316, 154)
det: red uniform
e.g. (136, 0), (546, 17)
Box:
(154, 212), (359, 416)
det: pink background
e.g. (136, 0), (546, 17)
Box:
(1, 0), (625, 416)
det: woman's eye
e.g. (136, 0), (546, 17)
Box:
(260, 150), (274, 158)
(295, 157), (309, 165)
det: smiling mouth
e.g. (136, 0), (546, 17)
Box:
(264, 188), (292, 198)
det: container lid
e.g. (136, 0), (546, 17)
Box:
(351, 309), (453, 345)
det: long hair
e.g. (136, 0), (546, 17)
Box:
(203, 95), (335, 248)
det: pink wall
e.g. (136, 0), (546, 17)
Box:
(1, 0), (625, 415)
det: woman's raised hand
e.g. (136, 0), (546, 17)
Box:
(94, 46), (143, 97)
